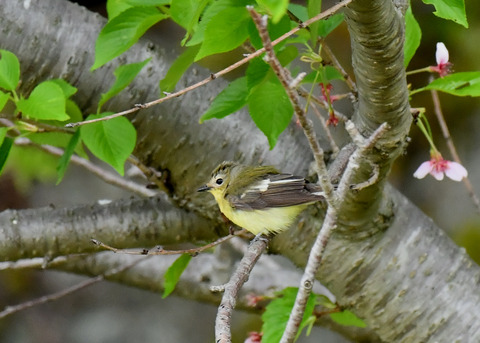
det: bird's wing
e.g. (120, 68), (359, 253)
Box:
(226, 174), (324, 210)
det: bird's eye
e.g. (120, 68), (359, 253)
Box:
(216, 178), (223, 185)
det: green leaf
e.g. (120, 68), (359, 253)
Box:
(315, 294), (337, 309)
(0, 135), (13, 175)
(277, 45), (299, 66)
(92, 7), (167, 70)
(246, 57), (271, 90)
(200, 77), (248, 122)
(288, 3), (308, 22)
(308, 0), (322, 45)
(257, 0), (288, 23)
(17, 81), (70, 121)
(162, 254), (192, 298)
(66, 99), (84, 124)
(170, 0), (209, 42)
(49, 79), (78, 98)
(248, 14), (292, 50)
(98, 58), (151, 111)
(56, 130), (81, 185)
(423, 72), (480, 96)
(248, 79), (293, 149)
(186, 0), (250, 47)
(317, 13), (344, 37)
(80, 113), (136, 175)
(422, 0), (468, 28)
(160, 46), (200, 93)
(107, 0), (131, 19)
(262, 288), (316, 343)
(107, 0), (171, 19)
(0, 90), (9, 111)
(330, 310), (367, 328)
(0, 127), (8, 147)
(404, 6), (422, 68)
(0, 49), (20, 91)
(195, 7), (251, 61)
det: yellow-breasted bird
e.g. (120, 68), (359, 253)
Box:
(197, 161), (325, 235)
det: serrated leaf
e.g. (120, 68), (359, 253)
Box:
(186, 0), (248, 47)
(257, 0), (288, 23)
(246, 57), (271, 90)
(262, 287), (316, 343)
(160, 46), (199, 93)
(0, 135), (13, 175)
(422, 0), (467, 28)
(0, 50), (20, 92)
(200, 76), (248, 122)
(404, 6), (421, 68)
(17, 81), (70, 121)
(317, 13), (344, 37)
(248, 79), (293, 149)
(330, 310), (367, 328)
(0, 90), (9, 111)
(92, 7), (167, 70)
(49, 79), (78, 98)
(162, 254), (192, 298)
(98, 58), (151, 111)
(195, 7), (251, 61)
(80, 113), (136, 175)
(170, 0), (209, 42)
(107, 0), (171, 19)
(423, 72), (480, 96)
(56, 130), (81, 185)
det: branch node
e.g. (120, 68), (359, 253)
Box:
(210, 284), (226, 293)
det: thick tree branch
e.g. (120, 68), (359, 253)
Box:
(0, 197), (218, 262)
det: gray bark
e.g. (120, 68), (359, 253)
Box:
(0, 0), (479, 342)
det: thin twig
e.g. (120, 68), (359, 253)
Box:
(280, 206), (337, 343)
(297, 86), (349, 122)
(322, 44), (357, 95)
(247, 8), (343, 343)
(66, 0), (353, 128)
(127, 155), (170, 194)
(0, 257), (145, 319)
(308, 101), (339, 154)
(281, 122), (389, 343)
(14, 138), (156, 198)
(337, 121), (390, 197)
(430, 88), (480, 214)
(214, 236), (269, 343)
(248, 7), (336, 204)
(92, 233), (235, 256)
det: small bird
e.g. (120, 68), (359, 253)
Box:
(197, 161), (324, 235)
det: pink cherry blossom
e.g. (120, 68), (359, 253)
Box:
(414, 154), (467, 181)
(244, 332), (262, 343)
(430, 42), (452, 77)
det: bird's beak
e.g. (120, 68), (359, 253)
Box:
(197, 184), (211, 192)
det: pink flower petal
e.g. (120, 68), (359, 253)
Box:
(435, 42), (449, 65)
(413, 161), (433, 179)
(445, 161), (468, 181)
(430, 168), (445, 181)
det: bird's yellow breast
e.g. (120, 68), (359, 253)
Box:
(211, 190), (309, 235)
